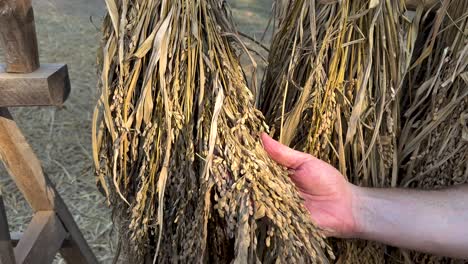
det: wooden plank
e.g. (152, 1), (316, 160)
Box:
(60, 245), (95, 264)
(0, 196), (15, 264)
(0, 0), (39, 73)
(14, 211), (66, 264)
(0, 108), (55, 211)
(0, 108), (98, 264)
(0, 64), (70, 107)
(10, 232), (72, 249)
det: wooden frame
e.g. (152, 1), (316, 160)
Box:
(0, 1), (98, 263)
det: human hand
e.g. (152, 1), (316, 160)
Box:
(261, 133), (358, 238)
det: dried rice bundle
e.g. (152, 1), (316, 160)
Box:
(393, 2), (468, 263)
(399, 1), (468, 190)
(261, 1), (410, 260)
(262, 0), (467, 263)
(93, 0), (332, 262)
(261, 0), (412, 194)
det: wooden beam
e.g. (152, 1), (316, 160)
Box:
(0, 108), (98, 264)
(0, 64), (71, 107)
(10, 232), (73, 249)
(0, 0), (39, 73)
(14, 211), (66, 264)
(0, 108), (55, 211)
(0, 196), (15, 264)
(60, 245), (96, 264)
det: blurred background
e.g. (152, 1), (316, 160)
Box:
(0, 0), (271, 262)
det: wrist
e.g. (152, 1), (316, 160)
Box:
(348, 184), (367, 238)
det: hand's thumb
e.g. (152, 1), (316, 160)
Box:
(261, 133), (311, 169)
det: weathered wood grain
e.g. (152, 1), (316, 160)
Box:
(0, 0), (39, 73)
(0, 64), (70, 107)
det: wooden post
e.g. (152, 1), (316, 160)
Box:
(0, 196), (15, 264)
(0, 0), (39, 73)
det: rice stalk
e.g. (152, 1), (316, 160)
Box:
(392, 1), (468, 262)
(93, 0), (332, 262)
(261, 0), (467, 263)
(261, 0), (413, 193)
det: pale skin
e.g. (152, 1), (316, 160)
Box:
(261, 133), (468, 259)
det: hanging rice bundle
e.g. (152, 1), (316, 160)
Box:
(261, 0), (467, 263)
(393, 1), (468, 263)
(93, 0), (332, 262)
(261, 0), (410, 261)
(399, 1), (468, 190)
(261, 0), (412, 195)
